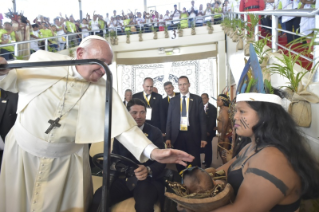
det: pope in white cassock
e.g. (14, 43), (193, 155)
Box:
(0, 35), (194, 212)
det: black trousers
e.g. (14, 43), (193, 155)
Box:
(174, 129), (201, 172)
(0, 150), (3, 170)
(204, 136), (213, 167)
(285, 17), (301, 44)
(90, 178), (159, 212)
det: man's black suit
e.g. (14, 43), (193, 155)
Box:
(111, 123), (165, 212)
(0, 89), (18, 169)
(166, 93), (207, 171)
(162, 93), (179, 133)
(133, 92), (165, 133)
(204, 103), (217, 167)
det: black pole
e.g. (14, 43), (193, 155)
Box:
(0, 59), (112, 212)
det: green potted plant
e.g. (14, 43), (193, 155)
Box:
(125, 30), (131, 44)
(152, 26), (158, 40)
(191, 22), (196, 35)
(109, 31), (116, 45)
(244, 14), (260, 56)
(269, 47), (319, 127)
(252, 36), (273, 80)
(235, 19), (245, 51)
(207, 21), (213, 34)
(164, 25), (169, 38)
(138, 28), (143, 41)
(177, 23), (183, 37)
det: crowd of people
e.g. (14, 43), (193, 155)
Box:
(0, 0), (316, 60)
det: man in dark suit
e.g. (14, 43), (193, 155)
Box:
(162, 81), (179, 134)
(123, 89), (132, 107)
(166, 76), (207, 172)
(133, 77), (165, 133)
(111, 98), (166, 212)
(0, 89), (18, 169)
(201, 93), (217, 168)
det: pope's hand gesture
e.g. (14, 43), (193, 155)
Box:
(150, 148), (194, 167)
(0, 57), (11, 76)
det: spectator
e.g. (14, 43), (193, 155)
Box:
(180, 7), (189, 28)
(80, 18), (90, 38)
(90, 13), (100, 33)
(152, 11), (159, 31)
(223, 0), (232, 14)
(164, 10), (172, 30)
(104, 13), (110, 26)
(116, 16), (124, 35)
(144, 13), (152, 32)
(98, 15), (105, 36)
(158, 14), (165, 31)
(30, 24), (40, 53)
(49, 25), (59, 52)
(281, 0), (301, 44)
(196, 4), (205, 26)
(188, 0), (198, 28)
(0, 22), (16, 60)
(299, 0), (316, 42)
(204, 3), (213, 25)
(54, 17), (67, 51)
(213, 2), (222, 24)
(172, 4), (181, 28)
(123, 14), (131, 33)
(136, 12), (145, 32)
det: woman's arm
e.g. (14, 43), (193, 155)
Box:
(212, 147), (300, 212)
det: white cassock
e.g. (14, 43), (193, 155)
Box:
(0, 50), (155, 212)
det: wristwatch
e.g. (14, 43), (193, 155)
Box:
(146, 166), (153, 177)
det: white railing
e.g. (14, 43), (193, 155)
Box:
(227, 8), (319, 82)
(0, 13), (224, 60)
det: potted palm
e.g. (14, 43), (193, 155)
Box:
(138, 28), (143, 41)
(269, 44), (319, 127)
(235, 19), (245, 51)
(191, 22), (196, 35)
(207, 21), (213, 34)
(152, 26), (158, 40)
(252, 36), (273, 80)
(125, 30), (131, 44)
(164, 25), (169, 38)
(177, 23), (183, 37)
(244, 14), (259, 56)
(109, 31), (116, 45)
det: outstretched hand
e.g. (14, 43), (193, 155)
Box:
(150, 148), (194, 167)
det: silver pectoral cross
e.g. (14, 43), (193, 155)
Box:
(45, 117), (61, 134)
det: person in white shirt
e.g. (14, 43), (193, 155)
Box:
(188, 0), (198, 28)
(204, 3), (213, 25)
(144, 13), (152, 32)
(223, 0), (232, 14)
(135, 12), (145, 32)
(172, 4), (181, 29)
(281, 0), (301, 43)
(54, 17), (67, 51)
(158, 14), (165, 31)
(164, 10), (172, 30)
(196, 4), (205, 26)
(299, 0), (316, 38)
(30, 24), (40, 53)
(80, 18), (90, 38)
(104, 13), (110, 26)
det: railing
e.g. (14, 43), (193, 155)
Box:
(0, 13), (224, 61)
(0, 30), (100, 60)
(108, 13), (224, 35)
(226, 8), (319, 82)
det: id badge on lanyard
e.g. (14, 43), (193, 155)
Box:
(146, 107), (152, 120)
(180, 117), (188, 131)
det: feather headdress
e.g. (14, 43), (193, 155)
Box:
(236, 44), (282, 106)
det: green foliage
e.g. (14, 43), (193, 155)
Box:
(177, 23), (182, 30)
(110, 31), (116, 38)
(151, 26), (157, 32)
(13, 55), (24, 60)
(252, 36), (272, 63)
(207, 21), (212, 28)
(164, 25), (168, 32)
(248, 13), (260, 28)
(270, 51), (306, 92)
(191, 22), (195, 30)
(264, 79), (274, 94)
(245, 78), (257, 93)
(221, 17), (231, 27)
(125, 30), (131, 37)
(104, 32), (110, 39)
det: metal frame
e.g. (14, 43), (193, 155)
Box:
(0, 59), (113, 212)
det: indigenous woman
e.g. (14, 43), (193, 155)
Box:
(216, 94), (232, 164)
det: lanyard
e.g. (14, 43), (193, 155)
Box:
(143, 93), (151, 107)
(180, 97), (189, 114)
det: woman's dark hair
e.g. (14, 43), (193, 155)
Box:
(218, 94), (230, 107)
(232, 136), (251, 158)
(246, 92), (319, 199)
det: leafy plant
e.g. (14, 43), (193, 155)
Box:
(151, 26), (157, 32)
(270, 51), (307, 92)
(125, 30), (131, 37)
(264, 79), (274, 94)
(245, 14), (260, 39)
(252, 35), (272, 63)
(104, 32), (110, 39)
(110, 31), (116, 38)
(207, 21), (212, 29)
(191, 22), (195, 30)
(164, 25), (168, 33)
(13, 55), (24, 60)
(177, 23), (182, 30)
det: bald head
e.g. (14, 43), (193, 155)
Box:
(76, 37), (113, 82)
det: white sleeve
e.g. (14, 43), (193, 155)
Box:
(0, 74), (7, 80)
(143, 143), (158, 160)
